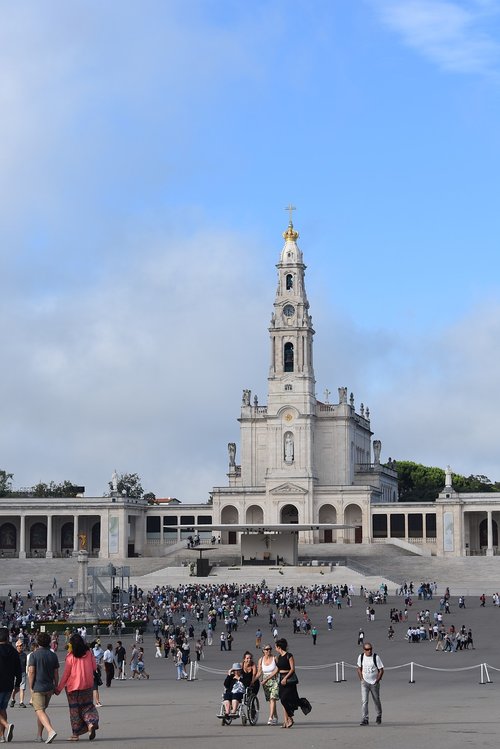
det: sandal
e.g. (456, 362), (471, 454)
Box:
(88, 725), (96, 741)
(67, 737), (79, 742)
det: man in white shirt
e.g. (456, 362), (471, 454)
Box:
(356, 642), (384, 726)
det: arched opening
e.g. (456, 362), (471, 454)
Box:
(284, 342), (294, 372)
(344, 504), (363, 543)
(30, 522), (47, 552)
(480, 518), (498, 548)
(61, 522), (74, 551)
(280, 504), (298, 524)
(0, 522), (16, 550)
(286, 274), (293, 290)
(246, 505), (264, 524)
(91, 522), (101, 551)
(221, 505), (239, 544)
(318, 504), (337, 543)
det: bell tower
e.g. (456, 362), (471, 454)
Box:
(267, 207), (316, 417)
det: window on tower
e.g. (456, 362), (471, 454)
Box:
(284, 384), (292, 391)
(284, 342), (294, 372)
(286, 274), (293, 290)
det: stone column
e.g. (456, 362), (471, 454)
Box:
(19, 515), (26, 559)
(99, 513), (109, 559)
(118, 510), (128, 557)
(70, 550), (95, 622)
(134, 513), (145, 556)
(46, 515), (53, 559)
(73, 515), (79, 554)
(487, 510), (494, 557)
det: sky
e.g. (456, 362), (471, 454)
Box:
(2, 0), (500, 500)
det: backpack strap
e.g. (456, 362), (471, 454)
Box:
(360, 652), (380, 669)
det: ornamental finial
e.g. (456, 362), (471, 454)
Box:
(283, 203), (299, 241)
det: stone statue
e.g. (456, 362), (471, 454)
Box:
(338, 386), (348, 404)
(360, 403), (365, 417)
(242, 389), (251, 406)
(350, 392), (354, 407)
(373, 439), (381, 465)
(228, 442), (236, 468)
(254, 395), (258, 407)
(284, 432), (294, 463)
(445, 465), (453, 487)
(112, 469), (118, 493)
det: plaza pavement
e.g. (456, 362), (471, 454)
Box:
(4, 575), (500, 749)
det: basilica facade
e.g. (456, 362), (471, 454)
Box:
(211, 218), (398, 543)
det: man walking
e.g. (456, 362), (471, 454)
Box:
(356, 642), (384, 726)
(0, 627), (22, 742)
(115, 641), (126, 679)
(28, 632), (59, 744)
(103, 644), (115, 687)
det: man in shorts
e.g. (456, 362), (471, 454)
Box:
(0, 627), (22, 743)
(28, 632), (59, 744)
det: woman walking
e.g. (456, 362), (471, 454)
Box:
(275, 638), (299, 728)
(54, 634), (99, 741)
(257, 644), (279, 725)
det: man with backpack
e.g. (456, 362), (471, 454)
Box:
(356, 642), (384, 726)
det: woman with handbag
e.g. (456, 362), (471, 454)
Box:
(275, 638), (299, 728)
(54, 634), (99, 741)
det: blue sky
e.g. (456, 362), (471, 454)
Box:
(2, 0), (500, 498)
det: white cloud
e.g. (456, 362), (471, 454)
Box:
(348, 299), (500, 480)
(376, 0), (500, 74)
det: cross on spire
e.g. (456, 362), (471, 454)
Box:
(285, 203), (296, 224)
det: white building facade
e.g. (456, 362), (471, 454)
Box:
(1, 219), (499, 559)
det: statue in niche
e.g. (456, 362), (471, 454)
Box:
(228, 443), (236, 468)
(242, 389), (251, 406)
(373, 440), (381, 465)
(338, 386), (348, 404)
(284, 432), (294, 463)
(112, 469), (118, 493)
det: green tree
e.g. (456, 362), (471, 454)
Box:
(31, 480), (83, 498)
(393, 461), (500, 501)
(0, 470), (13, 497)
(394, 461), (445, 501)
(108, 472), (144, 498)
(452, 474), (498, 493)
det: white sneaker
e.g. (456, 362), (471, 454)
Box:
(45, 731), (57, 744)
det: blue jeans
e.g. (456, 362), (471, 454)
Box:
(361, 680), (382, 721)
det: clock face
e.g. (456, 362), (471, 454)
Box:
(283, 304), (295, 317)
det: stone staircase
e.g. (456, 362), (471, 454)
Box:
(1, 544), (499, 597)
